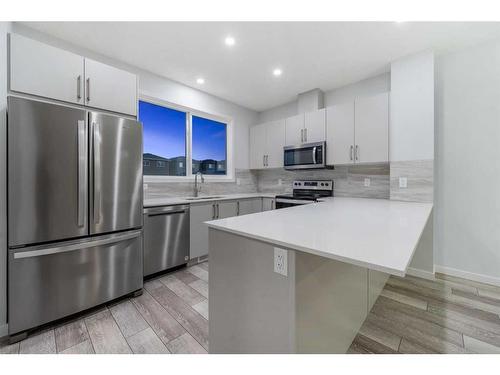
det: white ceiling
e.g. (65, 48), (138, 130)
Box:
(20, 22), (500, 111)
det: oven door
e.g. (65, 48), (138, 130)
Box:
(284, 142), (325, 170)
(275, 199), (313, 209)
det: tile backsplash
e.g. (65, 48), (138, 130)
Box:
(144, 164), (390, 200)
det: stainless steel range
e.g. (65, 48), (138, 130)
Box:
(275, 180), (333, 209)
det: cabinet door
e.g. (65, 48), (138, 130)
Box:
(217, 201), (238, 219)
(304, 108), (326, 143)
(189, 203), (215, 259)
(285, 114), (305, 146)
(265, 120), (285, 168)
(238, 198), (262, 216)
(326, 102), (355, 165)
(262, 198), (275, 211)
(10, 34), (84, 105)
(84, 59), (137, 116)
(250, 123), (267, 169)
(355, 93), (389, 163)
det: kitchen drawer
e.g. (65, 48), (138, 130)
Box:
(8, 230), (143, 334)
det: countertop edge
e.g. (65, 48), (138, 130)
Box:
(206, 224), (407, 277)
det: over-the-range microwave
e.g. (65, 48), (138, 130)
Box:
(284, 141), (326, 170)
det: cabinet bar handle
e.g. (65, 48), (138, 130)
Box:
(86, 78), (90, 102)
(350, 145), (354, 161)
(304, 128), (307, 142)
(77, 75), (82, 100)
(237, 201), (240, 216)
(212, 204), (216, 219)
(355, 145), (359, 161)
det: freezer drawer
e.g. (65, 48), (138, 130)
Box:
(8, 230), (143, 335)
(144, 205), (190, 276)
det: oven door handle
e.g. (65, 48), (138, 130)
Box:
(275, 198), (314, 205)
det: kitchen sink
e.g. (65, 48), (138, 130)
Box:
(185, 196), (224, 200)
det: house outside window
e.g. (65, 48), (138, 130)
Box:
(139, 98), (232, 180)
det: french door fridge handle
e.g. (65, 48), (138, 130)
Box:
(13, 230), (142, 259)
(93, 122), (102, 224)
(77, 120), (86, 227)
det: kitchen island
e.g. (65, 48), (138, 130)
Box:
(206, 197), (433, 353)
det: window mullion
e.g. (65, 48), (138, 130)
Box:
(186, 112), (193, 178)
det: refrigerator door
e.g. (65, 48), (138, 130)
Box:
(90, 112), (143, 235)
(8, 97), (88, 247)
(8, 230), (143, 334)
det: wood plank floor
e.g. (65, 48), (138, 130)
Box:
(0, 263), (210, 354)
(348, 273), (500, 354)
(3, 262), (500, 354)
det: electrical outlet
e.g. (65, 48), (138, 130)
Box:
(274, 247), (288, 276)
(143, 183), (148, 190)
(278, 179), (283, 186)
(399, 177), (408, 188)
(364, 178), (371, 187)
(236, 178), (241, 185)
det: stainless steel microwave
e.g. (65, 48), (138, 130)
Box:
(284, 141), (326, 170)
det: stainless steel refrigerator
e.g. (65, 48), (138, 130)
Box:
(7, 96), (143, 336)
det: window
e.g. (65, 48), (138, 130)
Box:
(140, 99), (230, 179)
(139, 101), (186, 176)
(192, 115), (227, 175)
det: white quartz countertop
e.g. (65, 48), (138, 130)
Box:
(206, 197), (433, 276)
(144, 193), (276, 208)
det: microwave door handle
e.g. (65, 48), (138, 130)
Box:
(312, 146), (317, 164)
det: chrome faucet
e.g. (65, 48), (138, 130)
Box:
(193, 172), (205, 197)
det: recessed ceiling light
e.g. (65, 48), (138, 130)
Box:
(196, 77), (205, 85)
(224, 36), (235, 46)
(272, 68), (282, 77)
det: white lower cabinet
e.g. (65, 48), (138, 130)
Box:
(189, 202), (215, 260)
(238, 198), (263, 215)
(217, 201), (238, 219)
(262, 197), (275, 211)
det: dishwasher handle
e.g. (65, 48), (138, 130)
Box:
(148, 210), (187, 217)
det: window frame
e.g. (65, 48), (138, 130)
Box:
(140, 94), (234, 182)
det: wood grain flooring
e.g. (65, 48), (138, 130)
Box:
(3, 261), (500, 354)
(0, 262), (210, 354)
(348, 273), (500, 354)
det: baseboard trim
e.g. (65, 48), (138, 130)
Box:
(406, 267), (435, 280)
(434, 265), (500, 287)
(0, 323), (8, 338)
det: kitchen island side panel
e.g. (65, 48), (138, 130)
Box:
(208, 228), (296, 353)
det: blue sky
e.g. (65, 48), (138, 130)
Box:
(139, 100), (227, 161)
(139, 101), (186, 159)
(192, 115), (226, 161)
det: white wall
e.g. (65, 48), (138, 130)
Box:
(11, 23), (259, 171)
(390, 52), (435, 162)
(435, 39), (500, 284)
(0, 22), (11, 336)
(256, 72), (390, 123)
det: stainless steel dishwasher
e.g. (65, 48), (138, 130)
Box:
(143, 204), (190, 276)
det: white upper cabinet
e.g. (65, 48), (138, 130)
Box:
(265, 119), (285, 168)
(9, 34), (137, 116)
(10, 34), (85, 105)
(354, 92), (389, 163)
(84, 58), (137, 116)
(304, 108), (326, 143)
(285, 114), (305, 145)
(326, 93), (389, 165)
(326, 102), (355, 165)
(250, 120), (285, 169)
(250, 123), (267, 169)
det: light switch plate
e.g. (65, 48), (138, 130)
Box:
(236, 178), (241, 185)
(278, 179), (283, 186)
(364, 178), (371, 187)
(274, 247), (288, 276)
(143, 183), (148, 190)
(399, 177), (408, 188)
